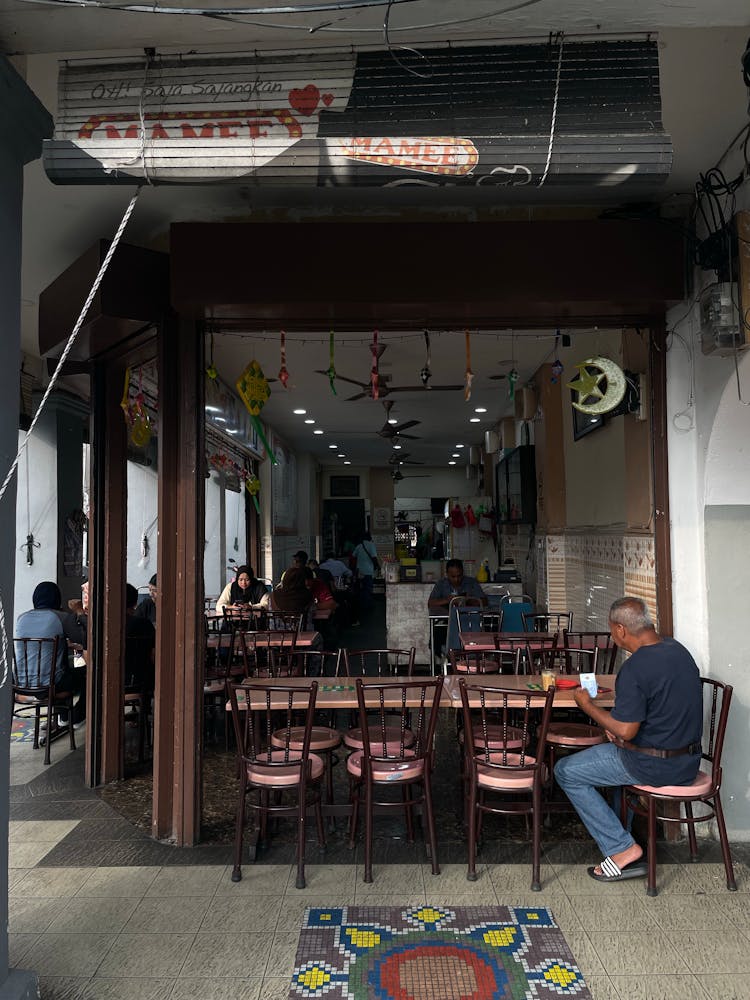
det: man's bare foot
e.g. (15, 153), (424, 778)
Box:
(592, 843), (643, 877)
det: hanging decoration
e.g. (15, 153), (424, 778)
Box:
(325, 330), (337, 395)
(21, 533), (40, 566)
(420, 330), (433, 387)
(550, 330), (564, 383)
(277, 330), (290, 389)
(464, 330), (474, 401)
(507, 369), (518, 401)
(208, 451), (262, 512)
(370, 330), (380, 401)
(235, 359), (277, 464)
(206, 333), (218, 380)
(120, 367), (152, 448)
(567, 356), (627, 415)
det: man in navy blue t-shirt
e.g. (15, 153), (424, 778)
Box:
(555, 596), (702, 883)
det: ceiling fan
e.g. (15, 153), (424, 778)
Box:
(391, 468), (430, 482)
(388, 452), (424, 466)
(316, 340), (462, 400)
(377, 401), (420, 440)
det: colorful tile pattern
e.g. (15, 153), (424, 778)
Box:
(289, 905), (591, 999)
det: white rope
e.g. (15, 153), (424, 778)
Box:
(538, 33), (564, 187)
(0, 188), (141, 690)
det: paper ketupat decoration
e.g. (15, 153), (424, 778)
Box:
(567, 356), (626, 415)
(120, 367), (152, 448)
(236, 359), (277, 464)
(246, 473), (261, 514)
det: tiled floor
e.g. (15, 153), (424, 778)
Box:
(9, 658), (750, 999)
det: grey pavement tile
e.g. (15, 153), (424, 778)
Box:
(560, 929), (606, 979)
(489, 862), (564, 895)
(259, 979), (293, 1000)
(644, 892), (732, 931)
(9, 933), (40, 968)
(145, 865), (224, 897)
(571, 894), (659, 933)
(46, 897), (140, 935)
(264, 932), (300, 979)
(80, 978), (175, 999)
(125, 896), (211, 934)
(683, 861), (748, 894)
(178, 932), (274, 979)
(216, 864), (293, 895)
(58, 817), (147, 842)
(697, 974), (750, 1000)
(354, 863), (425, 896)
(37, 976), (91, 999)
(170, 979), (262, 999)
(10, 820), (80, 842)
(714, 892), (750, 936)
(421, 862), (496, 899)
(9, 897), (67, 934)
(27, 933), (117, 977)
(75, 866), (161, 898)
(200, 894), (282, 933)
(608, 975), (710, 1000)
(293, 864), (356, 893)
(672, 929), (750, 974)
(584, 975), (621, 1000)
(9, 841), (57, 868)
(95, 934), (195, 979)
(11, 867), (96, 898)
(35, 842), (114, 868)
(352, 891), (427, 906)
(9, 800), (116, 821)
(8, 869), (31, 890)
(587, 931), (688, 977)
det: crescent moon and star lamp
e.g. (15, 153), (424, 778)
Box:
(567, 356), (627, 415)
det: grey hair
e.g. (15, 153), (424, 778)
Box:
(609, 596), (654, 633)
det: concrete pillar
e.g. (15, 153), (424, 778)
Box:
(0, 55), (53, 1000)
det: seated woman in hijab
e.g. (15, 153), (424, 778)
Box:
(215, 565), (267, 615)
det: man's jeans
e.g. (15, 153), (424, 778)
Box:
(555, 743), (640, 859)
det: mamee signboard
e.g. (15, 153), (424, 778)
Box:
(44, 40), (671, 188)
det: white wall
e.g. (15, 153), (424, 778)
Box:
(125, 460), (158, 592)
(13, 423), (58, 615)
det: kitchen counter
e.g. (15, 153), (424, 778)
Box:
(385, 581), (433, 666)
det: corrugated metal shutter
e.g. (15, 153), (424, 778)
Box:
(44, 40), (671, 188)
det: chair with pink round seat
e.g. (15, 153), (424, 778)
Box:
(347, 676), (444, 883)
(459, 678), (555, 891)
(341, 648), (415, 752)
(227, 680), (326, 889)
(621, 676), (736, 897)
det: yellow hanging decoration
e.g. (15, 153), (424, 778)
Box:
(245, 473), (261, 514)
(235, 359), (277, 464)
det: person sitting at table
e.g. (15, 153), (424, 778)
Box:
(305, 567), (340, 649)
(135, 574), (158, 625)
(319, 553), (353, 588)
(16, 581), (87, 729)
(269, 566), (313, 622)
(125, 583), (156, 693)
(555, 596), (703, 884)
(215, 565), (267, 615)
(427, 559), (487, 609)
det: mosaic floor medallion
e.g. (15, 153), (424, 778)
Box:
(289, 905), (591, 1000)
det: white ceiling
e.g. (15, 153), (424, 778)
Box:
(212, 325), (612, 468)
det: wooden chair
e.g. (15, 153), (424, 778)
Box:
(228, 680), (326, 889)
(563, 630), (618, 674)
(622, 677), (736, 897)
(123, 632), (156, 765)
(347, 676), (444, 883)
(459, 678), (555, 891)
(12, 636), (75, 766)
(449, 647), (522, 676)
(342, 648), (416, 752)
(265, 611), (305, 633)
(238, 629), (298, 678)
(518, 636), (559, 674)
(522, 611), (573, 634)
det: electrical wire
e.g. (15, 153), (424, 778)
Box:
(538, 32), (564, 187)
(382, 0), (432, 79)
(0, 189), (141, 693)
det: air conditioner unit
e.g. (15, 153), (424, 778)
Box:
(514, 386), (538, 421)
(500, 417), (516, 449)
(484, 429), (501, 454)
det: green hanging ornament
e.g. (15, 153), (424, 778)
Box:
(325, 330), (337, 395)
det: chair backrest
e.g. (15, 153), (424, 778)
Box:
(222, 606), (260, 630)
(265, 611), (304, 633)
(204, 596), (217, 612)
(563, 630), (617, 673)
(228, 680), (318, 771)
(449, 647), (522, 676)
(498, 595), (533, 632)
(700, 677), (733, 791)
(239, 629), (298, 677)
(355, 677), (443, 762)
(551, 646), (598, 676)
(295, 647), (343, 678)
(12, 636), (61, 694)
(124, 631), (156, 692)
(344, 648), (415, 678)
(522, 611), (573, 633)
(521, 636), (559, 673)
(204, 628), (236, 681)
(459, 678), (555, 773)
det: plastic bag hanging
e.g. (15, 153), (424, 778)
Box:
(464, 330), (474, 401)
(465, 504), (477, 526)
(277, 330), (290, 389)
(325, 330), (337, 395)
(235, 359), (277, 464)
(450, 504), (466, 529)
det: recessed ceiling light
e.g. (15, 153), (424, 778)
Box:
(387, 418), (398, 425)
(293, 408), (306, 415)
(456, 443), (464, 448)
(214, 417), (227, 424)
(226, 428), (238, 435)
(393, 444), (402, 450)
(449, 460), (456, 465)
(337, 454), (345, 458)
(474, 407), (487, 413)
(329, 444), (337, 449)
(304, 418), (315, 424)
(314, 429), (324, 435)
(204, 405), (220, 413)
(452, 453), (460, 458)
(470, 417), (480, 423)
(344, 460), (351, 465)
